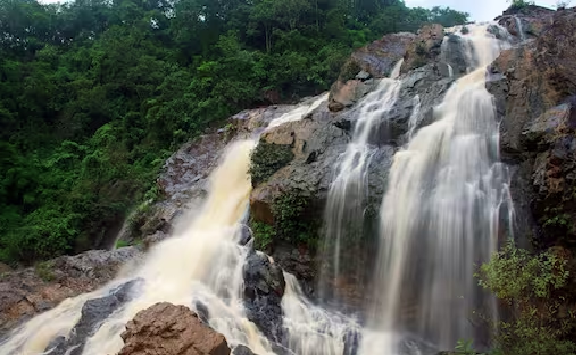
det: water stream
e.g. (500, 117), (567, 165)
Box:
(318, 60), (403, 303)
(361, 24), (514, 353)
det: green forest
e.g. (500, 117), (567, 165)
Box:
(0, 0), (468, 264)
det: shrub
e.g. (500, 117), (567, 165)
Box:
(249, 140), (293, 187)
(476, 242), (576, 355)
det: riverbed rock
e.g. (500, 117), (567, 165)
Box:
(242, 251), (285, 342)
(118, 302), (230, 355)
(45, 279), (141, 355)
(0, 247), (142, 335)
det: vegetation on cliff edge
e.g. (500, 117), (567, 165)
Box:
(0, 0), (467, 264)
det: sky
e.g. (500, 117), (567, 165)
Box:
(405, 0), (560, 21)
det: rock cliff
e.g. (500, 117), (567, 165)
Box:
(487, 7), (576, 250)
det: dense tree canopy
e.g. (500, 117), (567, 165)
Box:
(0, 0), (468, 264)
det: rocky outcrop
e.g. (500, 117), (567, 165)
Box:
(349, 33), (417, 79)
(329, 32), (416, 112)
(242, 251), (286, 341)
(401, 24), (444, 73)
(0, 247), (142, 334)
(496, 5), (556, 40)
(487, 8), (576, 249)
(380, 62), (456, 146)
(118, 302), (230, 355)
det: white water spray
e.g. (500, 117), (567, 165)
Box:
(319, 60), (403, 301)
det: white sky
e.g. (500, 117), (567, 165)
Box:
(405, 0), (560, 21)
(37, 0), (562, 22)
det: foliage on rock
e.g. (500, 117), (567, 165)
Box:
(251, 189), (320, 251)
(249, 140), (294, 187)
(272, 190), (320, 248)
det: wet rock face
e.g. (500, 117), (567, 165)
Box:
(329, 32), (415, 112)
(242, 251), (286, 342)
(118, 302), (230, 355)
(487, 9), (576, 249)
(402, 24), (444, 73)
(0, 247), (142, 335)
(328, 79), (375, 112)
(347, 33), (417, 79)
(249, 108), (348, 227)
(370, 63), (455, 147)
(45, 279), (141, 355)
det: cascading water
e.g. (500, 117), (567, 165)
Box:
(360, 24), (514, 353)
(0, 139), (276, 355)
(281, 273), (361, 355)
(318, 60), (403, 303)
(513, 16), (527, 42)
(0, 97), (335, 355)
(267, 93), (329, 130)
(0, 23), (517, 355)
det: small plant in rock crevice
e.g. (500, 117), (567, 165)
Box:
(249, 220), (276, 249)
(35, 260), (56, 282)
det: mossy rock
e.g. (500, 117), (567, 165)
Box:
(250, 189), (320, 251)
(249, 139), (294, 187)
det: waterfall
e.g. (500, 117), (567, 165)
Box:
(0, 23), (517, 355)
(318, 60), (403, 303)
(267, 93), (329, 130)
(281, 273), (360, 355)
(513, 16), (526, 42)
(360, 24), (514, 352)
(0, 99), (330, 355)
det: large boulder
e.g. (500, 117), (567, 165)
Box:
(328, 79), (375, 112)
(118, 302), (230, 355)
(0, 247), (142, 335)
(242, 251), (286, 342)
